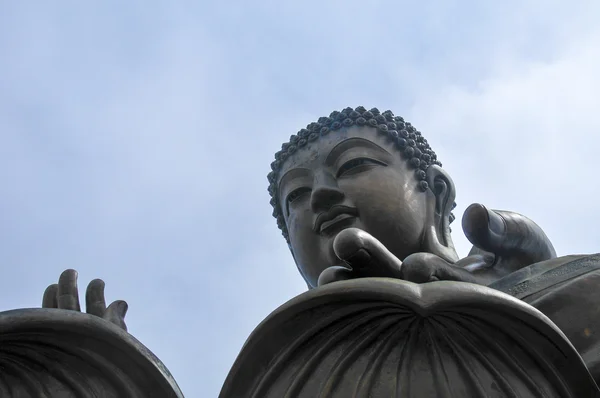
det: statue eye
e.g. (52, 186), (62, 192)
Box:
(337, 157), (385, 177)
(286, 187), (311, 214)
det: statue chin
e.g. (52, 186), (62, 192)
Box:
(220, 278), (600, 398)
(0, 308), (183, 398)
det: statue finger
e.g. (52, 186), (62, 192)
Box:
(317, 265), (354, 287)
(57, 269), (81, 311)
(333, 228), (403, 279)
(400, 253), (442, 283)
(494, 209), (556, 263)
(462, 203), (556, 264)
(85, 279), (107, 317)
(462, 203), (505, 252)
(42, 284), (58, 308)
(104, 300), (128, 331)
(401, 253), (478, 284)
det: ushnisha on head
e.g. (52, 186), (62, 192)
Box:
(268, 106), (459, 288)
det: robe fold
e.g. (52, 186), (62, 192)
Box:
(490, 253), (600, 382)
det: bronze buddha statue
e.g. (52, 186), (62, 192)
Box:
(266, 106), (557, 289)
(2, 106), (599, 397)
(221, 106), (600, 396)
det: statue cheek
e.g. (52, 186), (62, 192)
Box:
(286, 212), (303, 234)
(285, 214), (295, 230)
(289, 206), (315, 230)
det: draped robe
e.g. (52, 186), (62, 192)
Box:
(490, 254), (600, 382)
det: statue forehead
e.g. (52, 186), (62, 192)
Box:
(278, 126), (381, 173)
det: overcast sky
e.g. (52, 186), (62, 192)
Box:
(1, 1), (600, 396)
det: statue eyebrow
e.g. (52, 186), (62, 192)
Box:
(325, 138), (391, 167)
(277, 168), (311, 198)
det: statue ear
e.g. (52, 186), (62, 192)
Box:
(426, 165), (456, 230)
(424, 165), (458, 262)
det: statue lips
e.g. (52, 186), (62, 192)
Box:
(314, 205), (358, 235)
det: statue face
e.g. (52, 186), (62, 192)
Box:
(278, 125), (433, 287)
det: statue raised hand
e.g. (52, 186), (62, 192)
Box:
(318, 203), (557, 286)
(42, 269), (128, 331)
(0, 270), (183, 397)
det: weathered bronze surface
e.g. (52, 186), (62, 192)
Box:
(222, 106), (600, 397)
(0, 308), (183, 397)
(220, 279), (598, 397)
(0, 269), (184, 397)
(2, 106), (599, 397)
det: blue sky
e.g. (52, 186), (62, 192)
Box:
(1, 1), (600, 396)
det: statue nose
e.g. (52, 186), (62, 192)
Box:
(310, 185), (345, 212)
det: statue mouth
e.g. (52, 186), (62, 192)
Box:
(314, 205), (358, 235)
(320, 214), (356, 234)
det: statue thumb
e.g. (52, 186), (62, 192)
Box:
(462, 203), (506, 252)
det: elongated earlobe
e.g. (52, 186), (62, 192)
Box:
(424, 165), (459, 262)
(426, 165), (456, 244)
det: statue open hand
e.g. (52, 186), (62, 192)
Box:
(42, 269), (128, 331)
(317, 228), (499, 286)
(317, 205), (557, 287)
